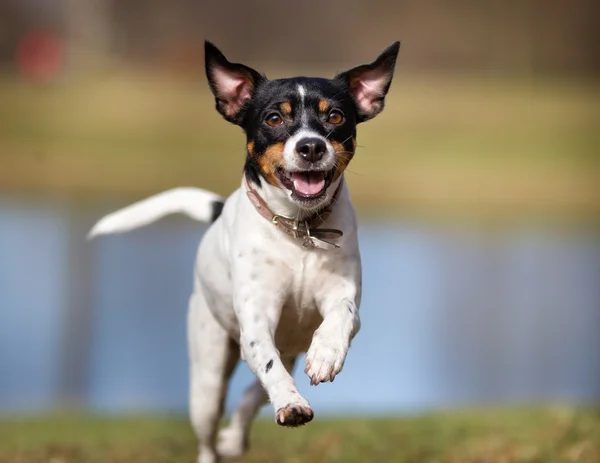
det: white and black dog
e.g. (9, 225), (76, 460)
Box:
(89, 41), (400, 463)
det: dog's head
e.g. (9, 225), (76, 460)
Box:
(205, 41), (400, 214)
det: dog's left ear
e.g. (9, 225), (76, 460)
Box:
(335, 41), (400, 122)
(205, 41), (266, 125)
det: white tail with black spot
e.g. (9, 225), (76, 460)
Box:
(87, 187), (225, 239)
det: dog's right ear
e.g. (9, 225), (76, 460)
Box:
(205, 41), (265, 125)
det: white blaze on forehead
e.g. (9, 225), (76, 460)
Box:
(297, 84), (306, 104)
(297, 85), (307, 125)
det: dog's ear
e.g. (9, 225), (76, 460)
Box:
(335, 41), (400, 122)
(205, 41), (266, 125)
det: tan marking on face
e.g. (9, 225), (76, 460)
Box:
(257, 142), (285, 186)
(331, 139), (355, 182)
(247, 141), (255, 155)
(279, 101), (292, 115)
(318, 99), (329, 112)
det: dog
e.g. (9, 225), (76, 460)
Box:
(88, 40), (400, 463)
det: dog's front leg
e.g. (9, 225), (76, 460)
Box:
(234, 289), (314, 427)
(305, 293), (361, 386)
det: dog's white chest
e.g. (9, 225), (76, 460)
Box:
(273, 253), (329, 355)
(198, 185), (361, 358)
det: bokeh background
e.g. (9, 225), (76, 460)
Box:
(1, 0), (599, 425)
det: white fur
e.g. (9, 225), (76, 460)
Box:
(89, 175), (362, 463)
(297, 85), (308, 126)
(297, 84), (306, 101)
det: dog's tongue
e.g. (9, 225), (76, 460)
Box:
(291, 171), (326, 196)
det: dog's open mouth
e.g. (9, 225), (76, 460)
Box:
(276, 168), (335, 200)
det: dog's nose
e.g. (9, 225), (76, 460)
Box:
(295, 138), (326, 163)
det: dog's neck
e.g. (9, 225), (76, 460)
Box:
(245, 176), (344, 222)
(244, 175), (345, 250)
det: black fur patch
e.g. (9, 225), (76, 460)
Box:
(210, 200), (225, 222)
(265, 359), (274, 373)
(243, 161), (263, 187)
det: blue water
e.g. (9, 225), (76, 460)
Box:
(1, 196), (599, 415)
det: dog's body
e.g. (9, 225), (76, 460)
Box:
(89, 42), (399, 463)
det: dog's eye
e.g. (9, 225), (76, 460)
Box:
(327, 110), (344, 125)
(266, 113), (283, 127)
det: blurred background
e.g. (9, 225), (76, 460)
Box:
(0, 0), (599, 419)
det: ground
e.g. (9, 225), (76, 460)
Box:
(0, 407), (598, 463)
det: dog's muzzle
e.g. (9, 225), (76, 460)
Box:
(295, 137), (326, 163)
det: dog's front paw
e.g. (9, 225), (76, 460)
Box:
(275, 403), (314, 427)
(304, 333), (348, 385)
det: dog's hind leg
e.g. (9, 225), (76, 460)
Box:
(188, 292), (239, 463)
(217, 356), (297, 459)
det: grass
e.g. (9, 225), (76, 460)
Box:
(0, 71), (599, 219)
(0, 407), (599, 462)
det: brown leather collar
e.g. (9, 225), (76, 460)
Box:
(244, 175), (344, 250)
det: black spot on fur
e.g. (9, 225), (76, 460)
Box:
(250, 341), (256, 348)
(210, 200), (225, 222)
(346, 301), (355, 314)
(265, 359), (274, 373)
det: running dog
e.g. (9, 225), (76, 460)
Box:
(89, 40), (400, 463)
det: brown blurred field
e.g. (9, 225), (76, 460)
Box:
(0, 407), (598, 463)
(1, 72), (598, 220)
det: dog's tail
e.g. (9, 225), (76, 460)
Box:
(87, 187), (225, 239)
